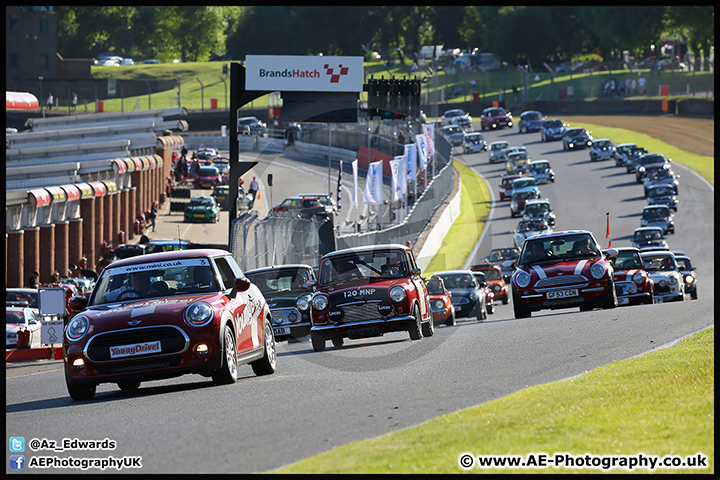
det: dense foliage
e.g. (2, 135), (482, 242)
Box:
(57, 6), (714, 67)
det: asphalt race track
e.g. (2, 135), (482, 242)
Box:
(5, 122), (714, 474)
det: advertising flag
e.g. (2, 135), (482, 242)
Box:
(415, 134), (428, 170)
(404, 143), (417, 180)
(362, 161), (383, 205)
(352, 159), (359, 206)
(422, 123), (435, 157)
(390, 156), (407, 202)
(337, 161), (342, 209)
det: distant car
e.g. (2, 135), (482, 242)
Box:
(470, 263), (509, 305)
(623, 146), (649, 171)
(96, 58), (120, 67)
(462, 132), (488, 153)
(488, 141), (509, 163)
(141, 59), (159, 64)
(431, 271), (487, 321)
(6, 288), (40, 311)
(441, 109), (472, 129)
(441, 125), (465, 146)
(215, 163), (230, 185)
(517, 110), (545, 133)
(272, 193), (337, 215)
(119, 58), (134, 66)
(485, 246), (520, 282)
(589, 139), (616, 161)
(646, 184), (678, 211)
(606, 247), (654, 306)
(63, 249), (276, 400)
(640, 205), (674, 234)
(510, 176), (538, 195)
(426, 277), (455, 326)
(562, 127), (593, 151)
(540, 118), (567, 142)
(237, 116), (267, 136)
(505, 151), (530, 174)
(499, 174), (524, 201)
(184, 195), (221, 223)
(480, 107), (513, 130)
(212, 185), (231, 210)
(632, 227), (669, 250)
(510, 185), (541, 218)
(634, 153), (671, 183)
(613, 143), (638, 166)
(507, 230), (617, 318)
(672, 253), (697, 300)
(244, 265), (317, 341)
(640, 250), (685, 303)
(309, 244), (433, 351)
(527, 159), (555, 184)
(512, 218), (553, 249)
(143, 239), (193, 254)
(193, 165), (221, 189)
(6, 306), (43, 348)
(196, 147), (218, 161)
(523, 198), (556, 227)
(643, 166), (679, 196)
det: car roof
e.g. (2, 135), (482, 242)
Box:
(191, 195), (214, 200)
(490, 141), (508, 146)
(528, 230), (591, 240)
(525, 198), (550, 205)
(432, 270), (474, 276)
(641, 250), (675, 256)
(245, 264), (315, 274)
(102, 248), (231, 269)
(634, 226), (664, 232)
(322, 244), (411, 259)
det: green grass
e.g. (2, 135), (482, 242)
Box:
(274, 328), (714, 474)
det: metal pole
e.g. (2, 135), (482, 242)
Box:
(327, 125), (332, 194)
(196, 78), (204, 112)
(220, 76), (227, 109)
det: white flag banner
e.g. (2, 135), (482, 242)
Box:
(422, 123), (435, 157)
(362, 160), (383, 205)
(404, 143), (417, 181)
(352, 159), (359, 206)
(390, 156), (407, 202)
(415, 134), (428, 170)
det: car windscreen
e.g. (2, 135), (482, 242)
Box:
(436, 274), (476, 290)
(319, 251), (407, 284)
(245, 268), (310, 295)
(491, 143), (508, 150)
(544, 120), (563, 128)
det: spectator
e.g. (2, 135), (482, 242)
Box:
(512, 85), (519, 101)
(176, 90), (181, 107)
(148, 202), (158, 232)
(26, 271), (40, 289)
(46, 92), (53, 110)
(248, 176), (259, 208)
(71, 92), (78, 112)
(630, 77), (637, 96)
(50, 271), (61, 284)
(638, 74), (646, 95)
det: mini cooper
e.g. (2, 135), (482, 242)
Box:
(634, 153), (670, 183)
(517, 110), (545, 133)
(646, 184), (678, 211)
(193, 165), (222, 189)
(426, 276), (455, 326)
(212, 185), (231, 210)
(488, 141), (510, 163)
(512, 218), (553, 249)
(643, 166), (679, 196)
(562, 127), (593, 151)
(510, 186), (541, 218)
(6, 306), (43, 348)
(431, 270), (487, 321)
(624, 147), (649, 172)
(441, 108), (473, 129)
(672, 253), (697, 300)
(462, 132), (488, 153)
(523, 198), (556, 227)
(540, 118), (567, 142)
(480, 107), (513, 130)
(486, 247), (520, 282)
(184, 196), (221, 223)
(605, 247), (654, 306)
(441, 125), (466, 147)
(527, 159), (555, 184)
(640, 250), (685, 303)
(244, 264), (316, 342)
(589, 139), (616, 161)
(640, 205), (674, 234)
(506, 151), (531, 175)
(470, 263), (509, 305)
(614, 143), (638, 166)
(63, 249), (277, 400)
(632, 227), (669, 250)
(506, 230), (617, 318)
(309, 244), (433, 351)
(499, 174), (524, 201)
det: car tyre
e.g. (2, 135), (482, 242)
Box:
(502, 294), (509, 305)
(691, 290), (698, 300)
(512, 288), (531, 319)
(331, 336), (344, 348)
(602, 280), (618, 309)
(251, 320), (277, 376)
(212, 324), (238, 385)
(65, 368), (96, 401)
(408, 305), (423, 340)
(421, 314), (435, 337)
(311, 332), (326, 352)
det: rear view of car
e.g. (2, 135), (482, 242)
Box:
(518, 110), (545, 133)
(540, 119), (566, 142)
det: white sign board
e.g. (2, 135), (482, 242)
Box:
(42, 320), (64, 345)
(245, 55), (364, 92)
(39, 288), (67, 316)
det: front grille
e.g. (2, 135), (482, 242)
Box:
(271, 307), (302, 326)
(654, 284), (671, 295)
(336, 301), (392, 323)
(451, 297), (469, 306)
(96, 357), (181, 374)
(535, 275), (587, 289)
(85, 325), (189, 362)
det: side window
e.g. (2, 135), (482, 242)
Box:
(215, 256), (239, 290)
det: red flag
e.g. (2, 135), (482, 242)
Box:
(606, 212), (612, 248)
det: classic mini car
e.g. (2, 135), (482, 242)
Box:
(540, 118), (567, 142)
(431, 270), (487, 321)
(527, 159), (555, 184)
(272, 193), (337, 215)
(212, 185), (231, 210)
(480, 107), (513, 130)
(441, 108), (472, 129)
(237, 116), (267, 136)
(193, 166), (222, 189)
(499, 174), (523, 201)
(510, 186), (541, 218)
(640, 205), (674, 234)
(646, 184), (678, 211)
(63, 249), (277, 400)
(512, 218), (553, 248)
(506, 230), (618, 318)
(634, 153), (671, 183)
(426, 276), (455, 326)
(673, 253), (697, 300)
(632, 227), (669, 251)
(215, 163), (230, 185)
(470, 263), (509, 305)
(471, 270), (495, 315)
(441, 125), (466, 146)
(488, 141), (509, 163)
(462, 132), (488, 153)
(624, 148), (650, 172)
(184, 195), (221, 223)
(244, 264), (316, 341)
(505, 151), (530, 174)
(640, 250), (685, 303)
(613, 143), (638, 166)
(6, 288), (40, 311)
(589, 139), (616, 162)
(486, 246), (520, 282)
(144, 238), (193, 254)
(523, 198), (556, 227)
(195, 147), (218, 161)
(562, 127), (593, 151)
(605, 247), (654, 306)
(6, 306), (43, 348)
(517, 110), (545, 133)
(309, 244), (433, 351)
(643, 166), (679, 196)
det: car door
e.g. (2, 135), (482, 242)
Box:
(217, 255), (264, 353)
(407, 251), (430, 319)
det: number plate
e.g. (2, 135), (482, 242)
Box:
(273, 327), (289, 337)
(618, 297), (629, 305)
(546, 289), (578, 299)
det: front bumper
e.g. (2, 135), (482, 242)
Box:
(515, 282), (611, 310)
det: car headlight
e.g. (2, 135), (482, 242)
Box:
(185, 302), (214, 327)
(493, 284), (501, 292)
(469, 292), (479, 301)
(313, 295), (329, 311)
(658, 280), (667, 287)
(684, 274), (695, 284)
(668, 276), (677, 285)
(389, 286), (406, 303)
(433, 300), (445, 310)
(632, 272), (645, 284)
(296, 297), (310, 311)
(515, 270), (531, 288)
(590, 262), (607, 279)
(66, 315), (89, 340)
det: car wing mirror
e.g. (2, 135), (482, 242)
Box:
(234, 277), (252, 292)
(68, 295), (88, 312)
(502, 260), (516, 269)
(411, 268), (422, 277)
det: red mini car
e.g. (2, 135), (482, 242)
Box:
(480, 107), (513, 131)
(606, 247), (654, 306)
(309, 244), (433, 351)
(499, 174), (523, 201)
(63, 249), (277, 400)
(471, 263), (509, 305)
(507, 230), (618, 318)
(426, 276), (455, 326)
